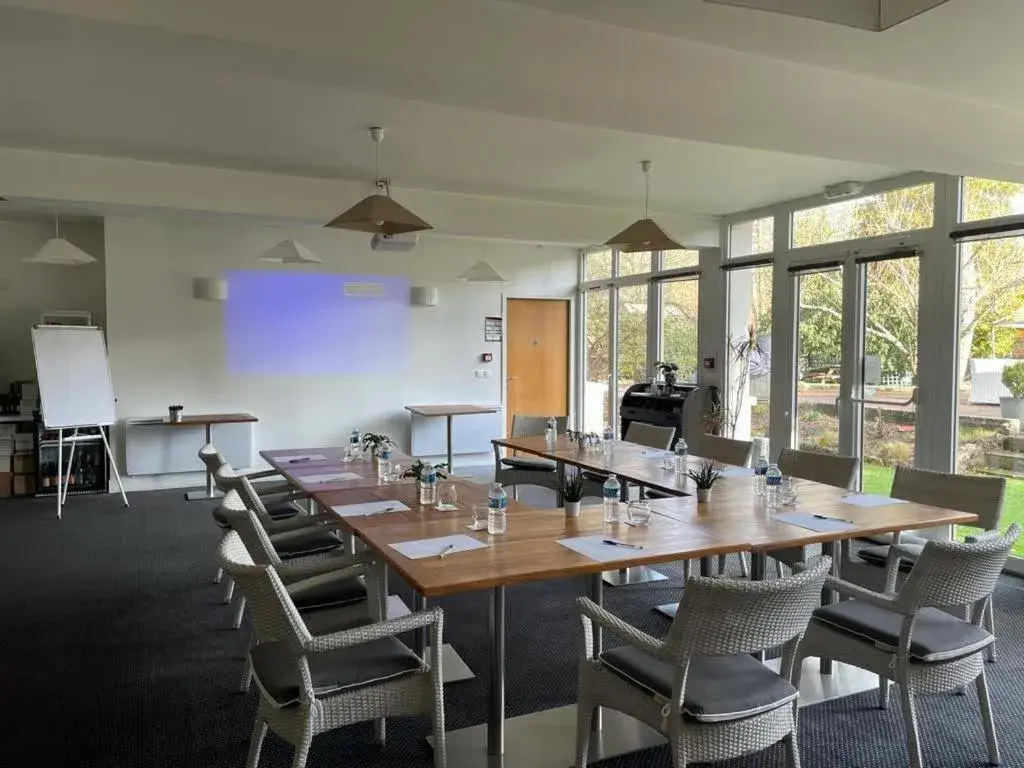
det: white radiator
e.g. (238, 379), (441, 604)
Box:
(409, 406), (503, 458)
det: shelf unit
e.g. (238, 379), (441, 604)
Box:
(34, 425), (110, 498)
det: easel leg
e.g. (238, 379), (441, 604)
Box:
(101, 427), (129, 507)
(56, 429), (63, 520)
(61, 427), (79, 506)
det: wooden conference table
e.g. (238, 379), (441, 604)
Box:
(260, 439), (975, 766)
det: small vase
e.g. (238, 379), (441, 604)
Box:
(565, 500), (581, 518)
(696, 488), (712, 504)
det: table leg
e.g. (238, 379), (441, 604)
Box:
(589, 573), (603, 732)
(56, 428), (63, 520)
(488, 585), (506, 756)
(699, 556), (714, 577)
(446, 415), (454, 475)
(819, 541), (839, 674)
(205, 423), (215, 497)
(751, 552), (767, 661)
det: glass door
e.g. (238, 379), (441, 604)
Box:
(583, 287), (612, 433)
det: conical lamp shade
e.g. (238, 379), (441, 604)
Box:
(460, 260), (505, 283)
(259, 238), (322, 264)
(23, 237), (96, 265)
(604, 218), (684, 253)
(325, 194), (432, 236)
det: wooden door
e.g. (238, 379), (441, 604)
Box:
(505, 298), (570, 434)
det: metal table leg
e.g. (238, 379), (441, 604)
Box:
(750, 551), (768, 661)
(488, 585), (506, 756)
(819, 541), (838, 674)
(446, 415), (454, 474)
(186, 423), (221, 501)
(589, 573), (603, 732)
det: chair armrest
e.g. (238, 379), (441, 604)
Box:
(576, 597), (663, 659)
(266, 513), (343, 535)
(269, 525), (341, 546)
(242, 468), (284, 481)
(883, 541), (924, 592)
(825, 575), (899, 611)
(276, 551), (378, 584)
(304, 606), (443, 653)
(965, 529), (1001, 544)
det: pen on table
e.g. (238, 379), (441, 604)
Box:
(603, 539), (643, 550)
(288, 457), (312, 463)
(438, 543), (456, 559)
(813, 514), (853, 523)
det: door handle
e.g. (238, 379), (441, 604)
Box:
(507, 377), (518, 382)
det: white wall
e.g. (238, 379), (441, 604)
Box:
(103, 216), (577, 490)
(0, 219), (106, 391)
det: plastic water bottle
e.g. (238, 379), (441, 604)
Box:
(377, 444), (392, 481)
(603, 474), (622, 523)
(545, 417), (558, 445)
(765, 463), (783, 508)
(674, 439), (688, 474)
(423, 463), (438, 505)
(348, 429), (361, 459)
(602, 424), (614, 454)
(754, 456), (769, 497)
(488, 483), (508, 534)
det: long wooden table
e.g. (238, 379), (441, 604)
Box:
(261, 445), (414, 493)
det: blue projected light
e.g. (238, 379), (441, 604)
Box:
(224, 271), (411, 374)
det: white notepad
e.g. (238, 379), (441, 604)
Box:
(640, 448), (671, 458)
(717, 466), (754, 478)
(558, 535), (649, 563)
(299, 472), (362, 484)
(279, 454), (328, 463)
(774, 510), (856, 533)
(330, 500), (411, 517)
(390, 534), (489, 560)
(840, 494), (908, 508)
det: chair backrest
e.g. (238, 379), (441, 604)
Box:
(696, 434), (754, 468)
(890, 465), (1004, 531)
(624, 422), (675, 450)
(666, 556), (831, 658)
(680, 387), (708, 444)
(215, 468), (274, 520)
(777, 448), (858, 489)
(895, 524), (1020, 614)
(214, 490), (283, 567)
(510, 415), (568, 438)
(199, 443), (227, 477)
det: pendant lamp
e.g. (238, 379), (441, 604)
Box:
(325, 127), (432, 236)
(459, 261), (505, 282)
(259, 238), (323, 264)
(23, 212), (96, 265)
(604, 161), (683, 253)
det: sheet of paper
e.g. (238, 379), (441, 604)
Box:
(390, 534), (490, 560)
(717, 466), (753, 478)
(640, 448), (671, 458)
(773, 510), (856, 533)
(298, 472), (362, 484)
(276, 453), (329, 464)
(330, 500), (411, 517)
(558, 534), (650, 563)
(840, 493), (908, 508)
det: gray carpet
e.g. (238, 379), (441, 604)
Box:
(2, 485), (1023, 767)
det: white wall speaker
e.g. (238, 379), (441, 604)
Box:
(410, 286), (438, 306)
(193, 277), (228, 302)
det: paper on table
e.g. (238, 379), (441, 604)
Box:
(278, 453), (328, 463)
(840, 493), (908, 508)
(299, 472), (362, 484)
(390, 534), (489, 560)
(640, 448), (671, 458)
(717, 466), (754, 478)
(774, 510), (856, 534)
(558, 534), (649, 563)
(331, 500), (411, 517)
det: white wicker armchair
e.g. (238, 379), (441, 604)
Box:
(574, 557), (832, 768)
(795, 525), (1019, 768)
(217, 531), (447, 768)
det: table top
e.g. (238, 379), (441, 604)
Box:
(262, 446), (414, 491)
(405, 404), (500, 417)
(164, 412), (257, 426)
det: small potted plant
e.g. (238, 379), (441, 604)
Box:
(655, 361), (679, 390)
(687, 461), (721, 504)
(1001, 362), (1024, 422)
(402, 459), (449, 503)
(560, 469), (585, 518)
(362, 432), (392, 464)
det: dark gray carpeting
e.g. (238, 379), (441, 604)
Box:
(2, 485), (1024, 767)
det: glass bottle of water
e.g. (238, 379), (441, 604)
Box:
(674, 439), (688, 474)
(603, 474), (622, 523)
(488, 482), (508, 534)
(545, 417), (558, 446)
(377, 443), (392, 481)
(348, 428), (361, 460)
(754, 456), (769, 497)
(765, 463), (783, 508)
(602, 424), (614, 454)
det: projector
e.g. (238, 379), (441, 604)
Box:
(370, 233), (418, 253)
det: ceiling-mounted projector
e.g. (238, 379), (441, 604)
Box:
(370, 232), (418, 252)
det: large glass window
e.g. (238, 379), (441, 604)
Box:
(616, 284), (649, 403)
(962, 177), (1024, 223)
(729, 217), (775, 258)
(660, 277), (699, 385)
(661, 249), (700, 270)
(725, 265), (772, 451)
(583, 288), (611, 432)
(585, 250), (612, 282)
(794, 268), (844, 456)
(791, 183), (934, 249)
(618, 251), (652, 277)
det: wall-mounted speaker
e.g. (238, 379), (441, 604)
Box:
(410, 286), (438, 306)
(193, 277), (228, 302)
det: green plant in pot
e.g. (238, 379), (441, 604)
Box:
(655, 361), (679, 391)
(1001, 362), (1024, 422)
(687, 461), (721, 504)
(560, 469), (585, 518)
(400, 459), (449, 481)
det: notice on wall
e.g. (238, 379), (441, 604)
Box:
(484, 316), (503, 342)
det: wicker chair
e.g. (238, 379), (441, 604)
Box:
(769, 449), (859, 576)
(217, 531), (447, 768)
(574, 557), (832, 768)
(795, 525), (1020, 768)
(493, 415), (568, 498)
(579, 422), (676, 499)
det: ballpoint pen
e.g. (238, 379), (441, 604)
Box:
(603, 539), (643, 550)
(813, 514), (854, 523)
(288, 457), (312, 463)
(438, 543), (456, 559)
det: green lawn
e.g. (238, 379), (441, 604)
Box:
(862, 463), (1024, 556)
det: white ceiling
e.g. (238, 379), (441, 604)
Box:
(0, 0), (1020, 219)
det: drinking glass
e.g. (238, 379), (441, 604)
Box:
(468, 502), (489, 531)
(626, 501), (652, 526)
(781, 476), (799, 506)
(436, 483), (459, 512)
(387, 463), (402, 483)
(661, 454), (675, 471)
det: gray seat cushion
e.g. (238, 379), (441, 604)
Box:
(287, 575), (367, 612)
(599, 646), (797, 723)
(501, 456), (557, 472)
(858, 542), (923, 569)
(812, 600), (992, 662)
(274, 531), (343, 559)
(251, 635), (421, 706)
